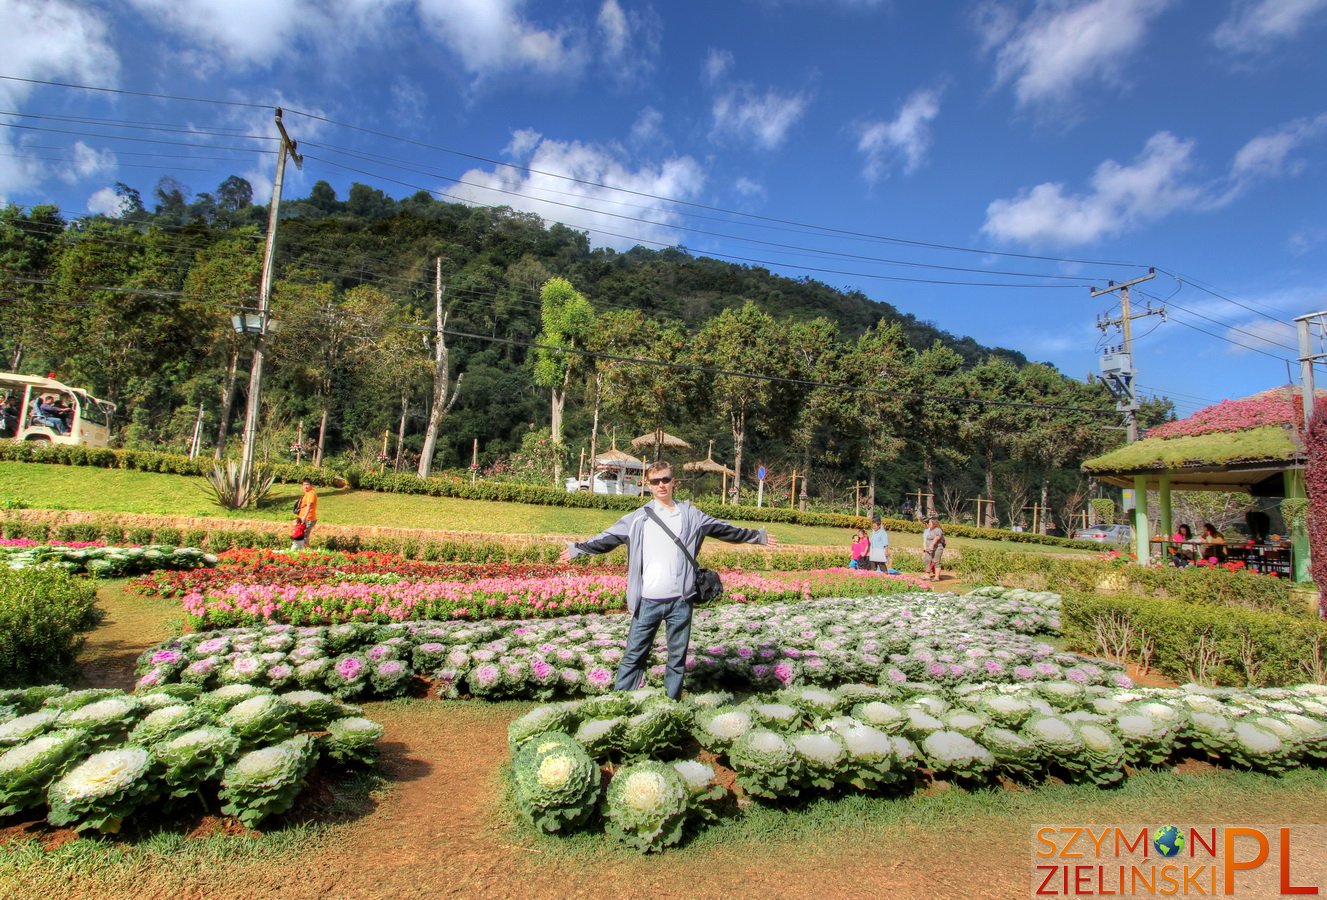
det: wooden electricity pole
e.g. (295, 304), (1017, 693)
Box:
(237, 108), (301, 497)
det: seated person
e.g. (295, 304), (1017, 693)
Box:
(1200, 522), (1226, 561)
(35, 395), (69, 434)
(1171, 523), (1194, 565)
(1245, 510), (1270, 545)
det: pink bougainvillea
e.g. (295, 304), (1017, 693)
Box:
(1148, 389), (1303, 439)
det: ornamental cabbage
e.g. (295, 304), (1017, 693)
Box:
(694, 707), (754, 752)
(603, 760), (690, 853)
(128, 705), (205, 746)
(508, 704), (578, 751)
(835, 723), (895, 790)
(574, 717), (625, 759)
(979, 727), (1040, 780)
(0, 710), (61, 747)
(779, 687), (839, 717)
(850, 701), (906, 733)
(685, 691), (734, 711)
(1067, 723), (1126, 787)
(1227, 721), (1293, 773)
(219, 734), (319, 827)
(156, 726), (241, 797)
(1112, 713), (1176, 766)
(941, 710), (989, 739)
(621, 705), (690, 757)
(325, 654), (370, 699)
(47, 745), (157, 833)
(369, 659), (413, 698)
(281, 690), (358, 730)
(511, 732), (599, 834)
(790, 731), (847, 789)
(921, 730), (993, 780)
(728, 729), (799, 799)
(671, 758), (725, 820)
(58, 696), (144, 743)
(578, 693), (637, 719)
(42, 688), (121, 712)
(323, 717), (386, 766)
(1037, 681), (1086, 711)
(0, 685), (67, 714)
(218, 694), (296, 746)
(0, 728), (87, 815)
(747, 702), (803, 733)
(197, 684), (270, 714)
(1022, 714), (1084, 762)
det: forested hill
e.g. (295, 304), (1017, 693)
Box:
(270, 184), (1028, 368)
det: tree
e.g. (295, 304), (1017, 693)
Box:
(899, 341), (966, 513)
(182, 232), (262, 457)
(418, 261), (465, 478)
(215, 176), (254, 213)
(954, 356), (1026, 526)
(840, 322), (911, 509)
(533, 277), (595, 481)
(693, 303), (786, 503)
(0, 203), (65, 370)
(786, 317), (844, 503)
(1014, 364), (1112, 521)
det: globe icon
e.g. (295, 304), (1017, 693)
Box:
(1153, 826), (1185, 857)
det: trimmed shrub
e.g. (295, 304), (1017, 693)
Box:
(1062, 591), (1327, 687)
(955, 547), (1299, 617)
(0, 569), (102, 687)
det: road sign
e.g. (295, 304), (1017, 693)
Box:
(757, 465), (767, 481)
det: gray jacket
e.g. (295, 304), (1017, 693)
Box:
(566, 500), (768, 613)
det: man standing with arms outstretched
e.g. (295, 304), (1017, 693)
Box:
(559, 460), (778, 700)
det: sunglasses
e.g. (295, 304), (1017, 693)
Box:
(647, 476), (674, 485)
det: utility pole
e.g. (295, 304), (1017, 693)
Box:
(1091, 268), (1159, 443)
(237, 108), (301, 497)
(1294, 310), (1327, 431)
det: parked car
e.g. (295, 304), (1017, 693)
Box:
(1073, 524), (1134, 545)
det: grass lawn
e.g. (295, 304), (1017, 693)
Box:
(0, 461), (1088, 556)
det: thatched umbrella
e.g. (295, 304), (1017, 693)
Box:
(683, 441), (736, 501)
(630, 428), (691, 461)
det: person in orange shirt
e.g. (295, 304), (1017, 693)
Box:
(292, 479), (318, 550)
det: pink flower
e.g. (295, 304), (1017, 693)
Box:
(336, 657), (364, 679)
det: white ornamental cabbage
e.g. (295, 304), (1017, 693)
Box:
(791, 732), (847, 788)
(218, 694), (294, 745)
(512, 734), (599, 834)
(910, 695), (949, 716)
(979, 727), (1039, 779)
(128, 705), (199, 745)
(323, 717), (385, 765)
(686, 691), (734, 710)
(696, 708), (753, 751)
(851, 702), (906, 732)
(219, 734), (319, 827)
(728, 729), (799, 799)
(903, 708), (946, 739)
(0, 729), (88, 815)
(921, 730), (993, 779)
(749, 703), (802, 732)
(1023, 715), (1084, 757)
(671, 759), (716, 793)
(1230, 721), (1292, 772)
(46, 745), (156, 833)
(783, 687), (839, 716)
(156, 726), (242, 797)
(977, 694), (1035, 728)
(508, 704), (577, 751)
(0, 710), (60, 746)
(60, 696), (144, 740)
(574, 717), (624, 758)
(281, 690), (357, 729)
(603, 761), (690, 853)
(1070, 724), (1126, 787)
(942, 710), (988, 739)
(1113, 712), (1175, 766)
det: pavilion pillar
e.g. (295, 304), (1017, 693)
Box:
(1285, 469), (1310, 583)
(1133, 476), (1151, 565)
(1158, 476), (1173, 541)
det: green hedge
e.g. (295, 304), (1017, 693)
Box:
(0, 568), (101, 687)
(1062, 591), (1327, 687)
(0, 442), (347, 488)
(954, 546), (1300, 617)
(0, 448), (1102, 548)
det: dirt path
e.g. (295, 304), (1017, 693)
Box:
(17, 581), (1327, 899)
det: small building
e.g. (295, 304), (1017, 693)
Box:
(1081, 387), (1311, 582)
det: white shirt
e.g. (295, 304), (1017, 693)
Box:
(640, 500), (686, 599)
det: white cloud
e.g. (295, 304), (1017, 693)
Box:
(596, 0), (660, 84)
(86, 186), (131, 218)
(449, 132), (705, 250)
(982, 115), (1327, 246)
(705, 48), (735, 84)
(982, 131), (1200, 245)
(0, 0), (118, 201)
(1290, 226), (1327, 256)
(979, 0), (1171, 109)
(629, 107), (664, 146)
(712, 87), (811, 150)
(67, 143), (117, 181)
(390, 78), (428, 125)
(505, 128), (543, 158)
(1212, 0), (1327, 53)
(127, 0), (400, 73)
(734, 177), (766, 200)
(856, 88), (942, 182)
(416, 0), (583, 79)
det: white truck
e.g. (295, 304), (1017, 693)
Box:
(564, 468), (646, 496)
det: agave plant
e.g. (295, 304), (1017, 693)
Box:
(203, 461), (276, 510)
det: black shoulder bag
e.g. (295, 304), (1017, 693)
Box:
(642, 507), (723, 604)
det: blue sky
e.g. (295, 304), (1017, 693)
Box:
(2, 0), (1326, 419)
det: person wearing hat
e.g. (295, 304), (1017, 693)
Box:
(922, 516), (946, 582)
(866, 515), (891, 572)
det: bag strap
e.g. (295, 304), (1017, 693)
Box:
(642, 505), (702, 573)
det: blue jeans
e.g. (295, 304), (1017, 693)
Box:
(615, 597), (693, 700)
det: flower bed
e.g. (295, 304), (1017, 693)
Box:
(0, 683), (383, 833)
(136, 589), (1102, 702)
(0, 539), (107, 549)
(506, 680), (1327, 852)
(4, 544), (217, 578)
